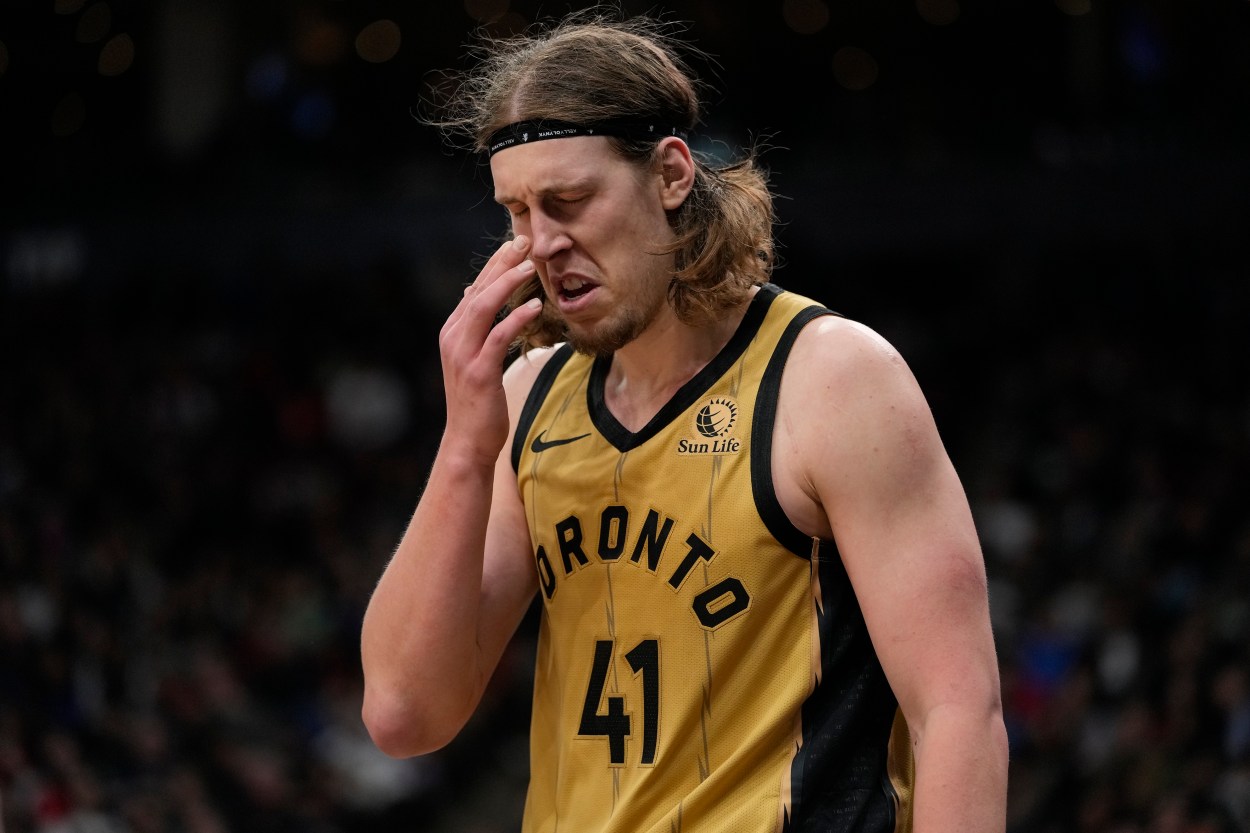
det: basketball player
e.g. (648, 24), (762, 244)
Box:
(361, 13), (1007, 832)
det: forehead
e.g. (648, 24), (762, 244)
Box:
(489, 135), (638, 199)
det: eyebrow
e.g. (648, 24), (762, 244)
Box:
(494, 178), (596, 206)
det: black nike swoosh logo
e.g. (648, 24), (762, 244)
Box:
(530, 430), (592, 453)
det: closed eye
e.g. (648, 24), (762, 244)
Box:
(547, 194), (587, 217)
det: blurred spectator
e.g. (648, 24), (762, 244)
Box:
(2, 224), (1246, 831)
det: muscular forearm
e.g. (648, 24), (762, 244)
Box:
(360, 444), (497, 756)
(910, 703), (1009, 833)
(361, 235), (541, 757)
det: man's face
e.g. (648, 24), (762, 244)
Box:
(490, 136), (678, 355)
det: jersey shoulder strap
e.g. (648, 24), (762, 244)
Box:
(510, 343), (576, 472)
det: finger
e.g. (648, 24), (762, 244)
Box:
(479, 297), (544, 363)
(472, 235), (531, 292)
(446, 236), (531, 330)
(457, 258), (537, 344)
(476, 254), (539, 313)
(442, 256), (537, 349)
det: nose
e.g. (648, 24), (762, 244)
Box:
(525, 209), (572, 264)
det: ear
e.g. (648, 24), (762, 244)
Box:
(655, 136), (695, 211)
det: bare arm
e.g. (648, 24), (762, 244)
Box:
(360, 236), (547, 758)
(784, 318), (1008, 832)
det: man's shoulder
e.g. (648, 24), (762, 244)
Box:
(504, 343), (568, 392)
(782, 316), (925, 420)
(790, 314), (898, 372)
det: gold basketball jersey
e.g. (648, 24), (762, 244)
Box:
(511, 284), (914, 833)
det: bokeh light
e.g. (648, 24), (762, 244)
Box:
(465, 0), (510, 24)
(51, 92), (87, 137)
(1055, 0), (1092, 16)
(355, 19), (402, 64)
(75, 2), (112, 44)
(291, 90), (335, 140)
(782, 0), (831, 35)
(916, 0), (960, 26)
(1120, 12), (1166, 82)
(295, 13), (348, 67)
(833, 46), (879, 91)
(98, 32), (135, 76)
(245, 53), (289, 101)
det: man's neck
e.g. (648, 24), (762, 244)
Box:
(602, 291), (755, 433)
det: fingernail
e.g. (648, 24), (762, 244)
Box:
(525, 298), (542, 310)
(518, 260), (534, 272)
(512, 235), (529, 250)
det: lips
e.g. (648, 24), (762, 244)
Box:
(559, 275), (595, 298)
(553, 274), (599, 304)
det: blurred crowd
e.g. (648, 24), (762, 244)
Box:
(1, 228), (1247, 833)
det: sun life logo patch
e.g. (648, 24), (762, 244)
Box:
(677, 396), (742, 455)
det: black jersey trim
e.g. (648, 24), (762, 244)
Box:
(587, 285), (780, 452)
(511, 343), (577, 472)
(787, 551), (902, 832)
(750, 303), (837, 559)
(880, 770), (900, 831)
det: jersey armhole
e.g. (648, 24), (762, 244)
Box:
(750, 305), (838, 559)
(510, 343), (576, 472)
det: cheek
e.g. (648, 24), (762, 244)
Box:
(581, 204), (651, 255)
(611, 190), (673, 245)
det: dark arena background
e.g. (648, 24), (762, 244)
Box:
(3, 1), (1250, 831)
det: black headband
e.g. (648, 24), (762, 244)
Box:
(486, 119), (690, 157)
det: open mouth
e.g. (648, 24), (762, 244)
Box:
(557, 276), (598, 301)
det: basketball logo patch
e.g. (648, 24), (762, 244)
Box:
(677, 396), (742, 455)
